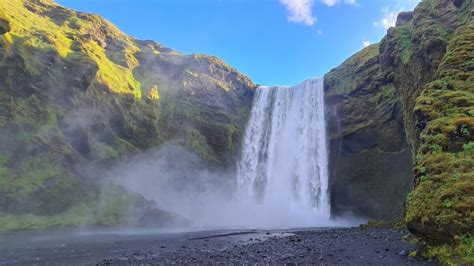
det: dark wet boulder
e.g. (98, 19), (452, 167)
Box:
(396, 12), (413, 27)
(0, 19), (10, 35)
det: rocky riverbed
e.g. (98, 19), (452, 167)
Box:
(0, 226), (438, 265)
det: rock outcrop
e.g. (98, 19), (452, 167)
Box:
(326, 0), (473, 263)
(379, 0), (473, 246)
(0, 0), (255, 229)
(0, 0), (472, 262)
(324, 44), (412, 220)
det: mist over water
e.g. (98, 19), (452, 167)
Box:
(114, 79), (358, 230)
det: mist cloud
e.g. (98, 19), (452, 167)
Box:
(106, 142), (361, 229)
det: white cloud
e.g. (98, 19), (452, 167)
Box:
(373, 0), (421, 30)
(321, 0), (357, 7)
(373, 7), (398, 30)
(362, 40), (371, 47)
(279, 0), (358, 26)
(321, 0), (338, 6)
(280, 0), (316, 26)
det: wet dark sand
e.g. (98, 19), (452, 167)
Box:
(0, 226), (438, 265)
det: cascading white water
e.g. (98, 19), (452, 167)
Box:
(237, 78), (331, 224)
(119, 78), (351, 229)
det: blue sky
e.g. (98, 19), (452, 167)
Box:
(56, 0), (420, 86)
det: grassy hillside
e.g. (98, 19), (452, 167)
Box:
(0, 0), (255, 230)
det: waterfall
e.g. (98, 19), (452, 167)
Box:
(237, 78), (331, 224)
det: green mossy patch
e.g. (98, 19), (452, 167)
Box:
(95, 183), (144, 226)
(185, 127), (219, 164)
(360, 218), (406, 231)
(406, 20), (474, 264)
(0, 157), (78, 215)
(0, 181), (169, 231)
(392, 25), (415, 64)
(325, 43), (380, 97)
(1, 0), (142, 97)
(419, 234), (474, 265)
(0, 203), (94, 231)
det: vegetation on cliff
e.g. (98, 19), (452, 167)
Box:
(324, 43), (412, 220)
(0, 0), (255, 230)
(326, 0), (473, 263)
(407, 18), (473, 266)
(380, 0), (473, 263)
(0, 1), (472, 264)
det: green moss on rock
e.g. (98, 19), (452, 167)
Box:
(326, 2), (473, 263)
(370, 0), (474, 262)
(392, 25), (415, 64)
(405, 21), (474, 264)
(0, 0), (255, 231)
(0, 157), (78, 214)
(0, 203), (94, 231)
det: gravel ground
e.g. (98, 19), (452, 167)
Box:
(0, 226), (438, 265)
(99, 227), (437, 265)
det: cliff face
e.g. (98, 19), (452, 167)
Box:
(325, 44), (413, 220)
(380, 0), (473, 248)
(0, 1), (472, 261)
(326, 0), (473, 262)
(0, 0), (255, 229)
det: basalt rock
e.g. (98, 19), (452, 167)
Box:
(325, 0), (473, 263)
(396, 12), (414, 27)
(0, 19), (9, 35)
(325, 44), (412, 220)
(377, 0), (473, 246)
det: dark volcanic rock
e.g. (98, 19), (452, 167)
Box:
(325, 0), (473, 262)
(378, 0), (473, 247)
(324, 44), (413, 220)
(0, 19), (10, 35)
(396, 12), (414, 27)
(94, 227), (436, 265)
